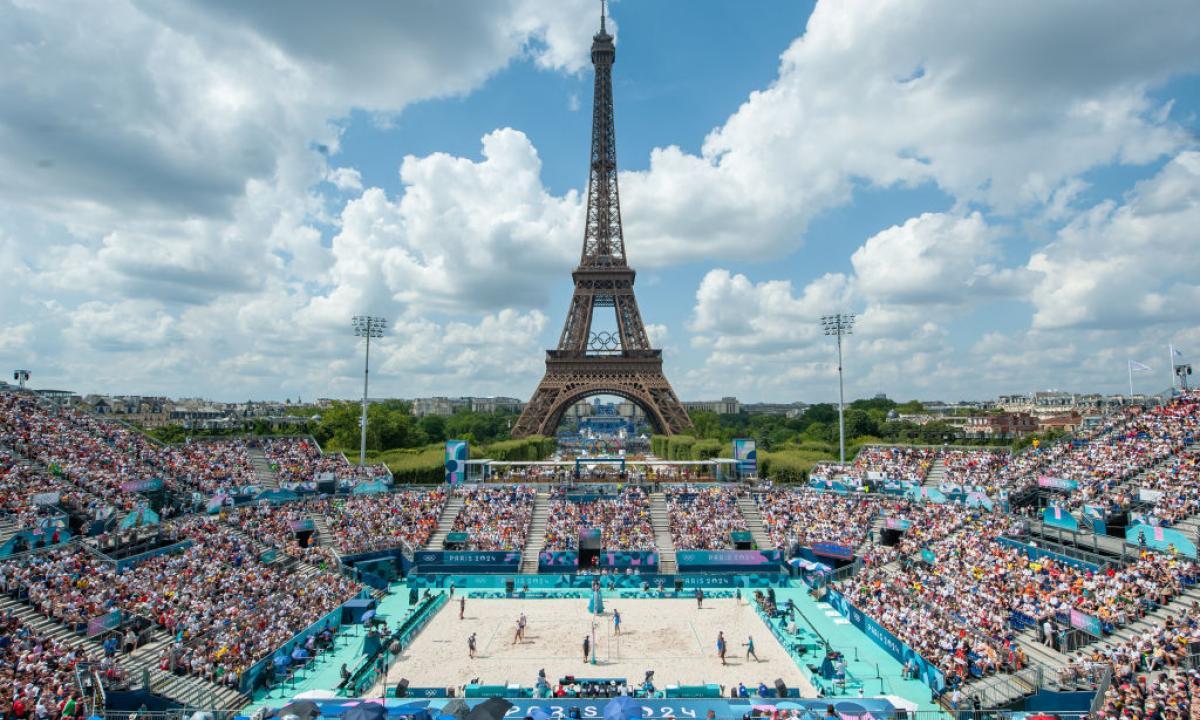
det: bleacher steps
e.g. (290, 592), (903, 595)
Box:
(0, 514), (18, 544)
(954, 669), (1039, 708)
(649, 492), (676, 575)
(519, 489), (550, 574)
(427, 495), (465, 549)
(0, 594), (245, 709)
(855, 514), (886, 558)
(922, 457), (946, 488)
(1107, 585), (1200, 645)
(247, 447), (279, 488)
(146, 668), (247, 710)
(1014, 630), (1072, 684)
(311, 513), (333, 549)
(736, 495), (774, 550)
(0, 595), (96, 652)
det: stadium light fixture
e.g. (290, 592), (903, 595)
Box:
(12, 370), (30, 389)
(821, 313), (855, 464)
(352, 315), (387, 467)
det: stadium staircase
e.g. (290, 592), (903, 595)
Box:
(427, 494), (465, 549)
(520, 489), (550, 574)
(0, 513), (18, 544)
(1015, 582), (1200, 690)
(310, 513), (333, 548)
(649, 491), (676, 574)
(922, 457), (947, 488)
(247, 446), (279, 488)
(855, 514), (886, 558)
(735, 494), (774, 550)
(0, 593), (246, 709)
(951, 667), (1041, 709)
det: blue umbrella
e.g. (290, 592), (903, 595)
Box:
(343, 704), (386, 720)
(603, 696), (643, 720)
(389, 703), (431, 717)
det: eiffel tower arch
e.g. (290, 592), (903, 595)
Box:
(512, 5), (691, 438)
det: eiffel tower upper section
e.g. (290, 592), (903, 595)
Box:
(580, 6), (624, 270)
(511, 3), (692, 438)
(553, 2), (651, 357)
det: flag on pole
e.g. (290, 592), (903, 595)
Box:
(1129, 360), (1152, 372)
(1174, 348), (1185, 358)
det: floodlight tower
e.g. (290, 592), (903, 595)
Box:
(352, 316), (387, 467)
(822, 314), (856, 464)
(12, 370), (30, 389)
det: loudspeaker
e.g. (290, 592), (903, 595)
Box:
(673, 579), (683, 592)
(774, 679), (788, 698)
(505, 578), (515, 595)
(395, 678), (409, 698)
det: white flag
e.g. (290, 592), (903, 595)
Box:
(1129, 360), (1152, 372)
(1174, 348), (1185, 357)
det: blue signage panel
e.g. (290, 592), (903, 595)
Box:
(675, 549), (783, 572)
(824, 587), (946, 692)
(810, 543), (854, 560)
(1042, 506), (1080, 531)
(538, 550), (658, 571)
(414, 550), (521, 572)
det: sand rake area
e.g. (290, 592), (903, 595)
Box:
(377, 596), (815, 695)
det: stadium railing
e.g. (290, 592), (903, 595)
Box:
(1087, 663), (1113, 717)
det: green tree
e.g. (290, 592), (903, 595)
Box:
(419, 414), (447, 444)
(689, 410), (721, 440)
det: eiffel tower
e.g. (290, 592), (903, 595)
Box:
(512, 3), (692, 438)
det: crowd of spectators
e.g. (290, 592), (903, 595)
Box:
(993, 391), (1200, 504)
(450, 485), (536, 550)
(939, 449), (1012, 492)
(223, 501), (340, 566)
(262, 438), (389, 487)
(0, 612), (87, 720)
(324, 490), (447, 554)
(543, 487), (655, 551)
(812, 446), (937, 485)
(0, 394), (149, 519)
(1133, 453), (1200, 528)
(754, 489), (880, 551)
(0, 451), (77, 530)
(665, 486), (747, 550)
(841, 510), (1200, 687)
(1091, 605), (1200, 718)
(0, 516), (360, 688)
(158, 439), (258, 495)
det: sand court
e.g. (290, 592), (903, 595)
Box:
(377, 596), (815, 695)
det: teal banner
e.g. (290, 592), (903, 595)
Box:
(256, 489), (300, 504)
(1042, 506), (1080, 531)
(1127, 523), (1197, 558)
(351, 480), (389, 495)
(118, 507), (160, 530)
(675, 549), (782, 571)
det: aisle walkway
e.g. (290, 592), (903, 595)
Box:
(768, 584), (942, 712)
(244, 584), (416, 713)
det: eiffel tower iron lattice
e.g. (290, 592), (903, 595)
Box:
(511, 4), (692, 438)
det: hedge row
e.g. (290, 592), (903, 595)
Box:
(650, 435), (726, 461)
(480, 436), (556, 461)
(380, 436), (554, 482)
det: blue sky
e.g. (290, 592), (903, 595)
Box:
(1, 0), (1199, 404)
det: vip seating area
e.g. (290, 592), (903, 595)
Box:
(543, 486), (655, 551)
(666, 486), (748, 550)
